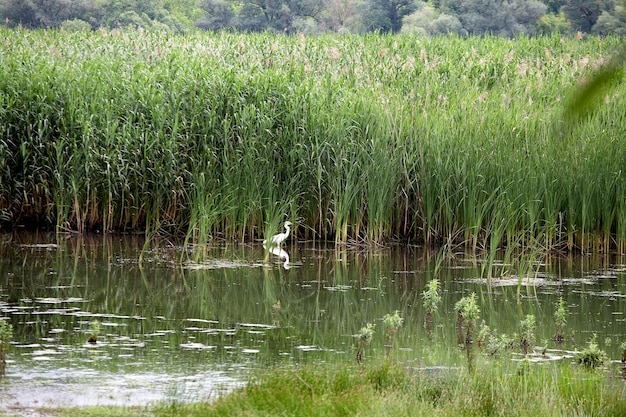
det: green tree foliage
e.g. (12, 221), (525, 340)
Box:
(536, 11), (571, 33)
(196, 0), (235, 30)
(360, 0), (417, 33)
(197, 0), (323, 32)
(1, 0), (624, 34)
(90, 0), (186, 31)
(441, 0), (547, 36)
(0, 0), (90, 28)
(0, 0), (187, 32)
(320, 0), (359, 32)
(544, 0), (566, 13)
(237, 0), (295, 32)
(164, 0), (203, 26)
(591, 0), (626, 34)
(560, 0), (610, 32)
(402, 2), (464, 35)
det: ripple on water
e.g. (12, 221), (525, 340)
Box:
(0, 366), (243, 410)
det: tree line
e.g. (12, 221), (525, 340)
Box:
(1, 0), (625, 36)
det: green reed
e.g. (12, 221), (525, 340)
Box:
(1, 29), (625, 254)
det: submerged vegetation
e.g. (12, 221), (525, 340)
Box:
(1, 29), (625, 253)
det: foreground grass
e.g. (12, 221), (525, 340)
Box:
(16, 360), (626, 416)
(148, 361), (626, 417)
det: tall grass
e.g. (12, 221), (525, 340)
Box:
(1, 29), (625, 252)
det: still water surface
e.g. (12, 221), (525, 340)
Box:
(1, 232), (625, 410)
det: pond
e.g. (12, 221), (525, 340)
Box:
(1, 232), (625, 411)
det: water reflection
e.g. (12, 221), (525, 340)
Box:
(266, 245), (290, 269)
(0, 232), (625, 409)
(3, 365), (241, 408)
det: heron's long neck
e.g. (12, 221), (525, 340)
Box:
(284, 225), (290, 235)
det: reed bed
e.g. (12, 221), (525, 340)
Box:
(1, 28), (625, 252)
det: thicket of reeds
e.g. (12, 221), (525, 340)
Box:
(1, 28), (625, 252)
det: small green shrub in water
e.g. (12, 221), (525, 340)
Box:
(422, 278), (441, 335)
(0, 319), (11, 344)
(383, 311), (403, 357)
(520, 314), (536, 355)
(486, 333), (516, 357)
(476, 321), (515, 357)
(356, 322), (375, 364)
(88, 320), (101, 344)
(455, 293), (480, 346)
(576, 334), (608, 369)
(477, 321), (490, 349)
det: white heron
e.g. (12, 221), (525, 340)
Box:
(263, 221), (292, 249)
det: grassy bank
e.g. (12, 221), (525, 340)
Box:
(35, 361), (626, 417)
(161, 361), (626, 416)
(1, 29), (625, 252)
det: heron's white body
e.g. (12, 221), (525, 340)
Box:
(263, 221), (292, 248)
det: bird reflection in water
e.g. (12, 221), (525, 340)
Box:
(268, 245), (291, 269)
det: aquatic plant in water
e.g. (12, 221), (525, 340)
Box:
(383, 311), (404, 357)
(422, 278), (441, 336)
(484, 332), (515, 357)
(455, 294), (480, 371)
(455, 293), (480, 346)
(519, 314), (536, 356)
(477, 321), (514, 356)
(88, 320), (101, 344)
(356, 322), (375, 364)
(477, 321), (490, 349)
(576, 334), (608, 369)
